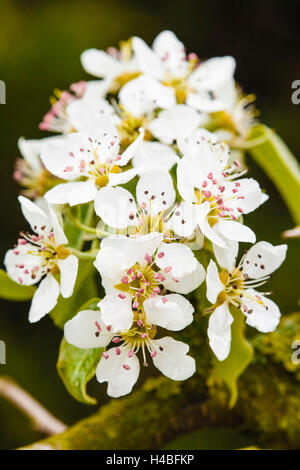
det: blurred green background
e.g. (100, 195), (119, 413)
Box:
(0, 0), (299, 449)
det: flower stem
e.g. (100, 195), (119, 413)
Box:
(69, 247), (98, 260)
(66, 209), (98, 234)
(66, 208), (111, 238)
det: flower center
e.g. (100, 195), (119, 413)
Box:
(14, 161), (64, 200)
(161, 57), (197, 104)
(63, 134), (122, 189)
(103, 320), (158, 368)
(221, 268), (245, 300)
(195, 187), (222, 227)
(15, 230), (70, 283)
(121, 320), (157, 348)
(193, 171), (246, 227)
(110, 71), (142, 94)
(117, 109), (152, 147)
(115, 262), (161, 307)
(215, 266), (267, 312)
(210, 93), (258, 142)
(162, 76), (191, 104)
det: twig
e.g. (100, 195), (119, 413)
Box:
(282, 226), (300, 239)
(69, 247), (98, 260)
(0, 377), (67, 436)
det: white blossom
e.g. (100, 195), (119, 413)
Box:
(94, 169), (177, 236)
(65, 305), (196, 398)
(4, 197), (78, 322)
(81, 40), (139, 93)
(119, 74), (175, 118)
(41, 125), (144, 206)
(64, 231), (203, 397)
(148, 104), (208, 145)
(14, 136), (64, 200)
(206, 241), (287, 360)
(66, 81), (120, 132)
(132, 31), (235, 110)
(167, 140), (267, 249)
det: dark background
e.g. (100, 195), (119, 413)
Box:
(0, 0), (299, 449)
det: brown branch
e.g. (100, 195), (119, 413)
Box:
(0, 377), (67, 436)
(19, 313), (300, 450)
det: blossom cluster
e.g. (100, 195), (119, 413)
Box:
(5, 31), (287, 398)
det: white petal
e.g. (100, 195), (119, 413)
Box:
(242, 241), (287, 279)
(148, 105), (203, 144)
(152, 30), (187, 77)
(83, 125), (120, 162)
(133, 141), (179, 173)
(188, 57), (237, 113)
(48, 204), (68, 245)
(167, 201), (197, 238)
(80, 49), (121, 78)
(188, 56), (236, 91)
(94, 236), (138, 282)
(68, 180), (98, 206)
(206, 260), (224, 304)
(108, 168), (138, 187)
(129, 232), (163, 266)
(94, 186), (137, 229)
(118, 128), (144, 166)
(119, 75), (175, 117)
(213, 239), (239, 272)
(44, 183), (74, 205)
(18, 196), (50, 235)
(217, 220), (256, 244)
(155, 242), (197, 279)
(98, 294), (133, 332)
(176, 157), (198, 202)
(96, 345), (140, 398)
(58, 255), (78, 298)
(144, 294), (194, 331)
(151, 337), (195, 380)
(132, 36), (164, 80)
(67, 87), (117, 132)
(177, 128), (217, 158)
(181, 143), (225, 186)
(29, 274), (60, 323)
(225, 178), (268, 217)
(136, 169), (176, 215)
(18, 137), (43, 173)
(186, 90), (226, 113)
(162, 261), (205, 295)
(208, 303), (233, 361)
(196, 202), (227, 248)
(64, 309), (114, 349)
(40, 134), (82, 180)
(242, 289), (281, 333)
(4, 245), (44, 286)
(82, 79), (110, 99)
(45, 181), (97, 206)
(95, 233), (163, 282)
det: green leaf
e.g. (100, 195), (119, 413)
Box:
(57, 297), (103, 405)
(163, 428), (254, 450)
(210, 307), (254, 408)
(0, 269), (36, 301)
(248, 124), (300, 225)
(50, 259), (99, 329)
